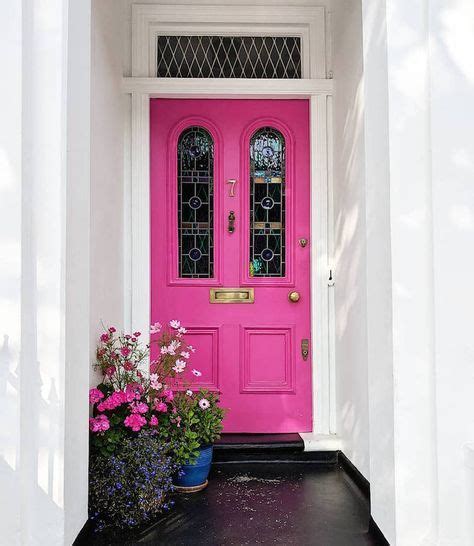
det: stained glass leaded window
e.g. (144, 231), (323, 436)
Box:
(249, 128), (286, 278)
(177, 127), (214, 278)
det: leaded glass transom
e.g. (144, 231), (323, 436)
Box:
(177, 127), (214, 278)
(157, 36), (301, 79)
(249, 127), (286, 278)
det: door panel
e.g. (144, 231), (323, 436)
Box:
(150, 99), (312, 433)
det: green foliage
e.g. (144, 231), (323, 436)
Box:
(164, 389), (226, 465)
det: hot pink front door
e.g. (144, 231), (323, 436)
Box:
(150, 99), (312, 433)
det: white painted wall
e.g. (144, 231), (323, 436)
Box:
(0, 1), (91, 544)
(90, 0), (126, 365)
(330, 0), (370, 480)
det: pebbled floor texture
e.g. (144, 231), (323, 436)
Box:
(76, 462), (386, 545)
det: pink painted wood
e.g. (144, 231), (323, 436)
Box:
(150, 99), (312, 433)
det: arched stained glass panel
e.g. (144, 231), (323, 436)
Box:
(249, 127), (286, 278)
(177, 127), (214, 278)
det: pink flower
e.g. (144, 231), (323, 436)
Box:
(89, 414), (110, 433)
(100, 333), (110, 342)
(125, 334), (131, 340)
(150, 322), (162, 334)
(188, 345), (196, 353)
(130, 401), (149, 414)
(123, 361), (134, 371)
(108, 326), (116, 333)
(175, 416), (182, 427)
(133, 331), (141, 337)
(125, 382), (143, 401)
(120, 346), (131, 357)
(180, 351), (190, 359)
(163, 389), (174, 402)
(191, 369), (202, 377)
(199, 398), (210, 410)
(178, 327), (187, 335)
(105, 365), (116, 377)
(131, 337), (137, 342)
(169, 320), (180, 329)
(186, 390), (193, 396)
(89, 388), (104, 405)
(149, 415), (159, 426)
(97, 390), (127, 412)
(155, 401), (168, 413)
(124, 413), (147, 432)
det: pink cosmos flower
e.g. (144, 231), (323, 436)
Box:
(124, 413), (147, 432)
(188, 345), (196, 353)
(180, 351), (190, 360)
(89, 414), (110, 433)
(175, 416), (182, 427)
(100, 333), (110, 342)
(149, 415), (159, 426)
(150, 322), (162, 334)
(191, 369), (202, 377)
(105, 365), (116, 377)
(155, 401), (168, 413)
(120, 346), (131, 357)
(89, 388), (104, 405)
(130, 401), (149, 414)
(108, 326), (116, 333)
(199, 398), (210, 410)
(163, 389), (174, 402)
(150, 374), (163, 390)
(169, 319), (180, 329)
(178, 327), (187, 335)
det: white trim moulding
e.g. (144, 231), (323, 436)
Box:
(122, 78), (334, 97)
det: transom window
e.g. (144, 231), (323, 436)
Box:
(157, 36), (301, 79)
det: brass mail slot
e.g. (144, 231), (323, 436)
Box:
(210, 288), (254, 304)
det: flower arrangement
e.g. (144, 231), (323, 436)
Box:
(88, 320), (226, 530)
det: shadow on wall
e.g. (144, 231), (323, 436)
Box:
(0, 332), (64, 542)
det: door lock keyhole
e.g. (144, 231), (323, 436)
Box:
(228, 211), (236, 233)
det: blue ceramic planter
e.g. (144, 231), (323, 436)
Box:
(174, 445), (213, 488)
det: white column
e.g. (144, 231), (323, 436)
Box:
(0, 1), (91, 544)
(362, 0), (474, 544)
(429, 1), (474, 543)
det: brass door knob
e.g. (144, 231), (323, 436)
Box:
(288, 291), (300, 303)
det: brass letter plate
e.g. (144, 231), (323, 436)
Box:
(210, 288), (254, 304)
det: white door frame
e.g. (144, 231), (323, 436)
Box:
(123, 3), (335, 436)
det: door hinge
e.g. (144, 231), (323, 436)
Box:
(328, 268), (335, 287)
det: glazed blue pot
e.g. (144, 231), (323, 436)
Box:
(174, 445), (213, 488)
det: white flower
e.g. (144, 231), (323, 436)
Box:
(151, 380), (163, 390)
(199, 398), (210, 410)
(191, 369), (202, 377)
(178, 327), (187, 335)
(160, 345), (170, 355)
(172, 359), (186, 373)
(150, 322), (162, 334)
(180, 351), (190, 359)
(170, 339), (181, 351)
(186, 390), (193, 396)
(169, 320), (180, 329)
(188, 345), (196, 353)
(150, 373), (159, 382)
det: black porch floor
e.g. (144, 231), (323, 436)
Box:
(76, 459), (386, 545)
